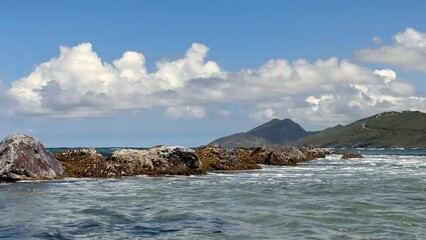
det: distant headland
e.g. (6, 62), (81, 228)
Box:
(211, 111), (426, 148)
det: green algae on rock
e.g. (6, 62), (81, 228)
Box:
(196, 145), (262, 171)
(55, 148), (125, 178)
(56, 146), (204, 177)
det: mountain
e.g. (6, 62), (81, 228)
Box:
(293, 111), (426, 148)
(210, 118), (308, 148)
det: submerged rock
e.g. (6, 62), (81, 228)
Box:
(108, 146), (203, 175)
(0, 134), (64, 181)
(299, 147), (330, 161)
(341, 152), (364, 159)
(196, 145), (261, 171)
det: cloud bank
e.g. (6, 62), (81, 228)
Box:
(355, 28), (426, 72)
(8, 43), (222, 118)
(6, 29), (426, 127)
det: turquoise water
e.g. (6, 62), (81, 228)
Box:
(1, 152), (425, 239)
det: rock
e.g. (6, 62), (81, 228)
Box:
(55, 148), (123, 178)
(341, 152), (364, 159)
(234, 145), (307, 166)
(211, 145), (311, 168)
(257, 145), (307, 166)
(233, 147), (266, 164)
(56, 146), (203, 177)
(196, 145), (261, 171)
(0, 134), (64, 181)
(299, 146), (330, 160)
(108, 146), (203, 175)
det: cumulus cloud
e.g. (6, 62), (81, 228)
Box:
(6, 40), (426, 128)
(155, 43), (222, 88)
(8, 42), (222, 117)
(355, 28), (426, 72)
(306, 95), (334, 112)
(373, 69), (396, 85)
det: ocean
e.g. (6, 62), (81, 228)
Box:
(0, 149), (425, 239)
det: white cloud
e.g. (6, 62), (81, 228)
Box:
(355, 28), (426, 72)
(389, 81), (415, 95)
(5, 40), (426, 128)
(229, 57), (379, 99)
(154, 43), (222, 88)
(394, 28), (426, 49)
(250, 108), (277, 122)
(373, 69), (396, 85)
(7, 42), (221, 117)
(372, 36), (383, 44)
(113, 51), (148, 81)
(165, 105), (206, 119)
(306, 95), (334, 112)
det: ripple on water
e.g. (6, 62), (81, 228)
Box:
(0, 153), (426, 239)
(31, 229), (72, 240)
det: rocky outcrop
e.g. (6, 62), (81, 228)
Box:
(341, 153), (364, 159)
(56, 145), (330, 178)
(196, 145), (261, 171)
(108, 146), (203, 175)
(0, 133), (331, 183)
(55, 148), (124, 178)
(56, 146), (203, 177)
(0, 134), (64, 181)
(196, 144), (318, 170)
(299, 147), (330, 161)
(239, 145), (308, 166)
(262, 145), (307, 165)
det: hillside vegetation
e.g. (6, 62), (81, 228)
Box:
(293, 111), (426, 148)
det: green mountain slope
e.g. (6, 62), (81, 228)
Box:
(210, 118), (308, 148)
(209, 133), (267, 148)
(293, 111), (426, 148)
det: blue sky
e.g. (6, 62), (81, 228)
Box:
(1, 0), (426, 147)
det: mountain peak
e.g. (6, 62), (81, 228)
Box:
(281, 118), (295, 123)
(210, 118), (308, 147)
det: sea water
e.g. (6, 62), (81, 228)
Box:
(0, 150), (425, 239)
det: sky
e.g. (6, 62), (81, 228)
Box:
(1, 0), (426, 147)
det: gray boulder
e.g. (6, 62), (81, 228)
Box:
(108, 146), (203, 175)
(0, 134), (64, 181)
(250, 145), (308, 166)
